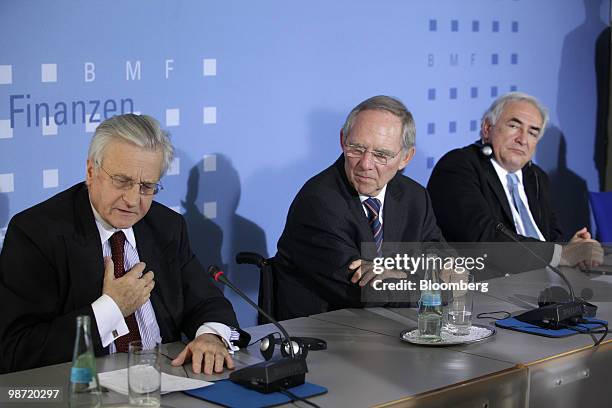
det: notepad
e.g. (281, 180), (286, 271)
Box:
(98, 368), (213, 395)
(184, 379), (327, 408)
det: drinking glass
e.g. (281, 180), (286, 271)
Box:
(128, 341), (161, 407)
(444, 273), (474, 336)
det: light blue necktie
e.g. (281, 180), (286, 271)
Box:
(364, 197), (383, 256)
(506, 173), (540, 239)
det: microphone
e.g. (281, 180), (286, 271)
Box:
(495, 223), (575, 299)
(495, 223), (596, 326)
(208, 265), (308, 393)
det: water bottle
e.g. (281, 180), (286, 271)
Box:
(417, 256), (443, 341)
(69, 315), (102, 408)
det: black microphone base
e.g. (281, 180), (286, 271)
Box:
(515, 300), (597, 328)
(229, 357), (308, 393)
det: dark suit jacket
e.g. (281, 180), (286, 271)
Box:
(275, 156), (443, 320)
(427, 144), (563, 271)
(0, 183), (240, 373)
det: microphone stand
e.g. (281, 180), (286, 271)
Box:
(208, 265), (308, 393)
(495, 223), (596, 327)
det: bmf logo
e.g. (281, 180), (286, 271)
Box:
(426, 19), (519, 67)
(0, 58), (219, 198)
(422, 12), (523, 166)
(1, 58), (218, 134)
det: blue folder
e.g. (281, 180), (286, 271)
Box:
(495, 317), (607, 338)
(184, 380), (327, 408)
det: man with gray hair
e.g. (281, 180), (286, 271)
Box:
(274, 95), (443, 320)
(0, 114), (247, 374)
(427, 92), (602, 270)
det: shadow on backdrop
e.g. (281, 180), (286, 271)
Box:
(182, 163), (224, 271)
(243, 108), (346, 252)
(557, 0), (609, 191)
(537, 125), (591, 241)
(183, 154), (267, 327)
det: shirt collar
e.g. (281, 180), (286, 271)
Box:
(359, 184), (388, 207)
(490, 158), (524, 185)
(90, 202), (137, 249)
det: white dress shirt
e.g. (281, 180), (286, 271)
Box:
(89, 204), (235, 352)
(490, 159), (562, 266)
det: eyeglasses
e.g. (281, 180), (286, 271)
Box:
(343, 142), (402, 165)
(98, 164), (163, 195)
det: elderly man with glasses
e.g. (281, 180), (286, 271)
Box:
(274, 95), (444, 320)
(0, 114), (248, 374)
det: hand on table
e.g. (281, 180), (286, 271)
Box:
(171, 333), (234, 375)
(349, 258), (407, 287)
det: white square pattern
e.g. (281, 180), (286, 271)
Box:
(167, 157), (180, 176)
(203, 59), (217, 76)
(42, 117), (58, 136)
(0, 173), (14, 193)
(203, 201), (217, 219)
(0, 120), (13, 139)
(203, 154), (216, 172)
(41, 63), (57, 83)
(43, 169), (59, 188)
(203, 107), (216, 124)
(86, 114), (100, 133)
(166, 108), (180, 127)
(0, 65), (12, 85)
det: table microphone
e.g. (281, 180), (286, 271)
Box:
(208, 265), (308, 393)
(495, 223), (596, 327)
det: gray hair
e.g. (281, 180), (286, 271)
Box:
(88, 114), (174, 176)
(342, 95), (416, 150)
(480, 92), (549, 139)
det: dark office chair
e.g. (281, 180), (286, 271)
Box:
(235, 252), (277, 324)
(588, 191), (612, 242)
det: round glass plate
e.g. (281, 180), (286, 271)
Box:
(400, 324), (496, 346)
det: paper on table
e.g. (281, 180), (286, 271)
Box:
(99, 368), (213, 395)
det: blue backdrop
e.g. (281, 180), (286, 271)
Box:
(0, 0), (609, 326)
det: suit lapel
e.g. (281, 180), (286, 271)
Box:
(382, 177), (403, 243)
(133, 218), (179, 337)
(335, 156), (374, 241)
(350, 195), (373, 242)
(482, 158), (514, 223)
(523, 166), (544, 234)
(65, 184), (105, 308)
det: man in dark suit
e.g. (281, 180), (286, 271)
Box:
(427, 92), (601, 271)
(0, 114), (246, 374)
(275, 96), (443, 320)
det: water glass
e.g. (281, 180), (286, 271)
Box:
(128, 341), (161, 407)
(445, 273), (474, 336)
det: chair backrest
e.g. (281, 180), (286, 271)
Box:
(257, 257), (277, 324)
(588, 191), (612, 242)
(235, 251), (277, 324)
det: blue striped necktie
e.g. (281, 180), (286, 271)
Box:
(506, 173), (540, 239)
(364, 197), (383, 256)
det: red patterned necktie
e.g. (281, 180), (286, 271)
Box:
(109, 231), (142, 352)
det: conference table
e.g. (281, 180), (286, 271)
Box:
(1, 267), (611, 407)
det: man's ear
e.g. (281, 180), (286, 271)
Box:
(339, 128), (345, 149)
(398, 147), (415, 171)
(85, 159), (95, 186)
(481, 119), (492, 143)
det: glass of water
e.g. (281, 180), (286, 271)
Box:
(444, 273), (474, 336)
(128, 341), (161, 407)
